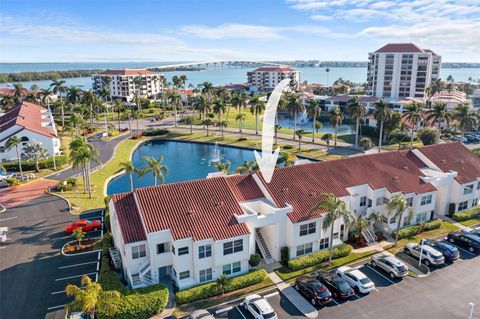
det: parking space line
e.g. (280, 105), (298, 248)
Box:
(235, 306), (247, 319)
(364, 264), (396, 285)
(96, 262), (100, 272)
(59, 261), (98, 269)
(55, 272), (97, 281)
(263, 291), (279, 299)
(0, 216), (17, 222)
(51, 290), (65, 295)
(215, 306), (233, 315)
(97, 251), (101, 260)
(47, 304), (65, 311)
(331, 298), (340, 306)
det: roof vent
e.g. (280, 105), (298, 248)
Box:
(281, 188), (289, 193)
(403, 166), (409, 170)
(309, 192), (317, 197)
(215, 201), (224, 207)
(186, 209), (195, 215)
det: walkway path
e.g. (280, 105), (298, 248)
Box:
(0, 179), (57, 209)
(267, 272), (318, 318)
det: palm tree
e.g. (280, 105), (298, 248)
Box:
(5, 136), (23, 177)
(119, 161), (136, 192)
(329, 106), (343, 147)
(215, 160), (231, 174)
(306, 99), (321, 142)
(286, 94), (304, 139)
(235, 113), (246, 138)
(213, 98), (226, 125)
(142, 155), (169, 186)
(295, 129), (304, 149)
(70, 113), (85, 137)
(65, 275), (121, 319)
(312, 193), (356, 263)
(202, 119), (214, 136)
(67, 86), (83, 105)
(13, 83), (25, 103)
(425, 102), (452, 130)
(231, 91), (247, 114)
(321, 133), (333, 150)
(82, 90), (96, 127)
(402, 102), (424, 148)
(184, 116), (194, 134)
(50, 79), (67, 127)
(72, 228), (86, 249)
(201, 81), (214, 103)
(215, 274), (231, 295)
(235, 160), (258, 174)
(278, 151), (297, 166)
(70, 137), (99, 198)
(22, 141), (49, 172)
(0, 95), (15, 110)
(193, 96), (211, 122)
(453, 103), (479, 140)
(169, 91), (182, 127)
(347, 96), (367, 147)
(113, 99), (125, 130)
(373, 99), (392, 152)
(386, 194), (414, 247)
(216, 120), (228, 139)
(249, 94), (266, 135)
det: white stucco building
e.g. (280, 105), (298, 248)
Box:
(109, 143), (480, 291)
(92, 69), (162, 102)
(247, 67), (300, 92)
(0, 102), (60, 162)
(367, 43), (442, 100)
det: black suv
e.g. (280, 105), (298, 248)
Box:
(316, 271), (355, 299)
(447, 231), (480, 253)
(294, 276), (332, 306)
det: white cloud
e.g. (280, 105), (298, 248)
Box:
(181, 23), (285, 40)
(310, 14), (333, 21)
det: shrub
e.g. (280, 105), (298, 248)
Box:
(175, 269), (267, 304)
(417, 127), (440, 145)
(249, 254), (261, 268)
(452, 206), (480, 222)
(360, 137), (373, 150)
(392, 218), (442, 239)
(237, 137), (247, 141)
(142, 129), (170, 136)
(6, 177), (18, 186)
(108, 129), (120, 137)
(280, 246), (290, 266)
(54, 177), (78, 191)
(2, 155), (68, 172)
(287, 244), (353, 271)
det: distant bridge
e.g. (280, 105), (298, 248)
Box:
(145, 60), (284, 70)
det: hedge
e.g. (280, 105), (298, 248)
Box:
(452, 206), (480, 222)
(392, 218), (442, 239)
(142, 129), (170, 136)
(2, 155), (68, 171)
(288, 244), (353, 271)
(175, 269), (267, 304)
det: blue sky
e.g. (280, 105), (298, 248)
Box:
(1, 0), (479, 62)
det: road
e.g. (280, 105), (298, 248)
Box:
(211, 247), (480, 319)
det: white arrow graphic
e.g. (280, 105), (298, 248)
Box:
(254, 78), (291, 183)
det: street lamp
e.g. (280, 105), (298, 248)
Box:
(468, 302), (475, 319)
(418, 238), (425, 267)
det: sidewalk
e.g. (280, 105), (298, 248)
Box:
(267, 272), (318, 319)
(437, 214), (472, 231)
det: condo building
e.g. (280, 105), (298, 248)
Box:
(247, 67), (300, 92)
(367, 43), (441, 100)
(92, 69), (162, 102)
(109, 143), (480, 291)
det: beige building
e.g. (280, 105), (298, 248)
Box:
(247, 66), (300, 92)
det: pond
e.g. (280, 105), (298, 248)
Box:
(107, 140), (256, 195)
(277, 113), (355, 135)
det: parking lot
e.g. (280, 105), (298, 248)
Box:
(209, 240), (480, 319)
(0, 196), (104, 319)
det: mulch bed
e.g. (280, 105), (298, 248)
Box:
(63, 239), (98, 255)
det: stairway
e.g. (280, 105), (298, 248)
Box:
(255, 229), (274, 264)
(361, 223), (378, 245)
(131, 262), (154, 288)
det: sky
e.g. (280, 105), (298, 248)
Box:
(0, 0), (479, 63)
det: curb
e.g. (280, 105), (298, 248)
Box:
(0, 203), (5, 213)
(61, 240), (102, 257)
(46, 191), (73, 215)
(396, 252), (430, 278)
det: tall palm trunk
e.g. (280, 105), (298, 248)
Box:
(15, 145), (23, 177)
(117, 108), (121, 131)
(334, 126), (338, 147)
(86, 162), (92, 199)
(90, 103), (94, 127)
(410, 125), (415, 149)
(239, 120), (243, 138)
(312, 114), (316, 143)
(255, 113), (259, 135)
(378, 120), (384, 152)
(394, 213), (404, 247)
(293, 111), (297, 140)
(174, 103), (178, 127)
(328, 220), (336, 263)
(355, 118), (360, 147)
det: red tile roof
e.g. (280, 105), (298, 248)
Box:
(225, 174), (265, 202)
(253, 67), (296, 72)
(111, 192), (147, 244)
(100, 69), (154, 76)
(258, 151), (437, 223)
(414, 142), (480, 184)
(0, 88), (31, 95)
(375, 43), (424, 53)
(134, 177), (250, 241)
(0, 102), (57, 142)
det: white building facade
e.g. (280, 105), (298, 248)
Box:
(92, 69), (162, 102)
(0, 102), (60, 162)
(367, 43), (441, 100)
(109, 143), (479, 291)
(247, 67), (300, 92)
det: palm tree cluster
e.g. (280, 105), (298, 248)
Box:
(69, 137), (99, 198)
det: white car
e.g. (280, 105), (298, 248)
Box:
(190, 309), (215, 319)
(243, 294), (277, 319)
(0, 227), (7, 243)
(404, 243), (445, 266)
(336, 266), (375, 294)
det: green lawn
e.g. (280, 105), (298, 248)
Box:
(460, 219), (480, 227)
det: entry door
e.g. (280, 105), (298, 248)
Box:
(158, 266), (171, 279)
(340, 224), (346, 241)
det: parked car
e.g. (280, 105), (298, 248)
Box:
(466, 228), (480, 237)
(404, 243), (445, 266)
(294, 276), (332, 306)
(423, 239), (460, 261)
(336, 266), (375, 294)
(0, 227), (7, 243)
(66, 219), (102, 234)
(447, 232), (480, 253)
(190, 309), (215, 319)
(0, 172), (15, 182)
(316, 271), (355, 299)
(242, 294), (277, 319)
(370, 253), (408, 278)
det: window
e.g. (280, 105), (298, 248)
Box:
(319, 238), (329, 250)
(458, 201), (468, 211)
(296, 243), (313, 256)
(473, 198), (478, 207)
(223, 239), (243, 255)
(223, 262), (241, 275)
(464, 185), (474, 195)
(199, 268), (212, 283)
(333, 232), (339, 239)
(156, 243), (167, 255)
(178, 246), (189, 256)
(299, 222), (316, 236)
(403, 216), (410, 227)
(132, 244), (146, 259)
(198, 244), (212, 259)
(477, 182), (480, 190)
(360, 196), (367, 207)
(406, 197), (413, 207)
(179, 271), (190, 280)
(420, 194), (432, 206)
(376, 197), (384, 206)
